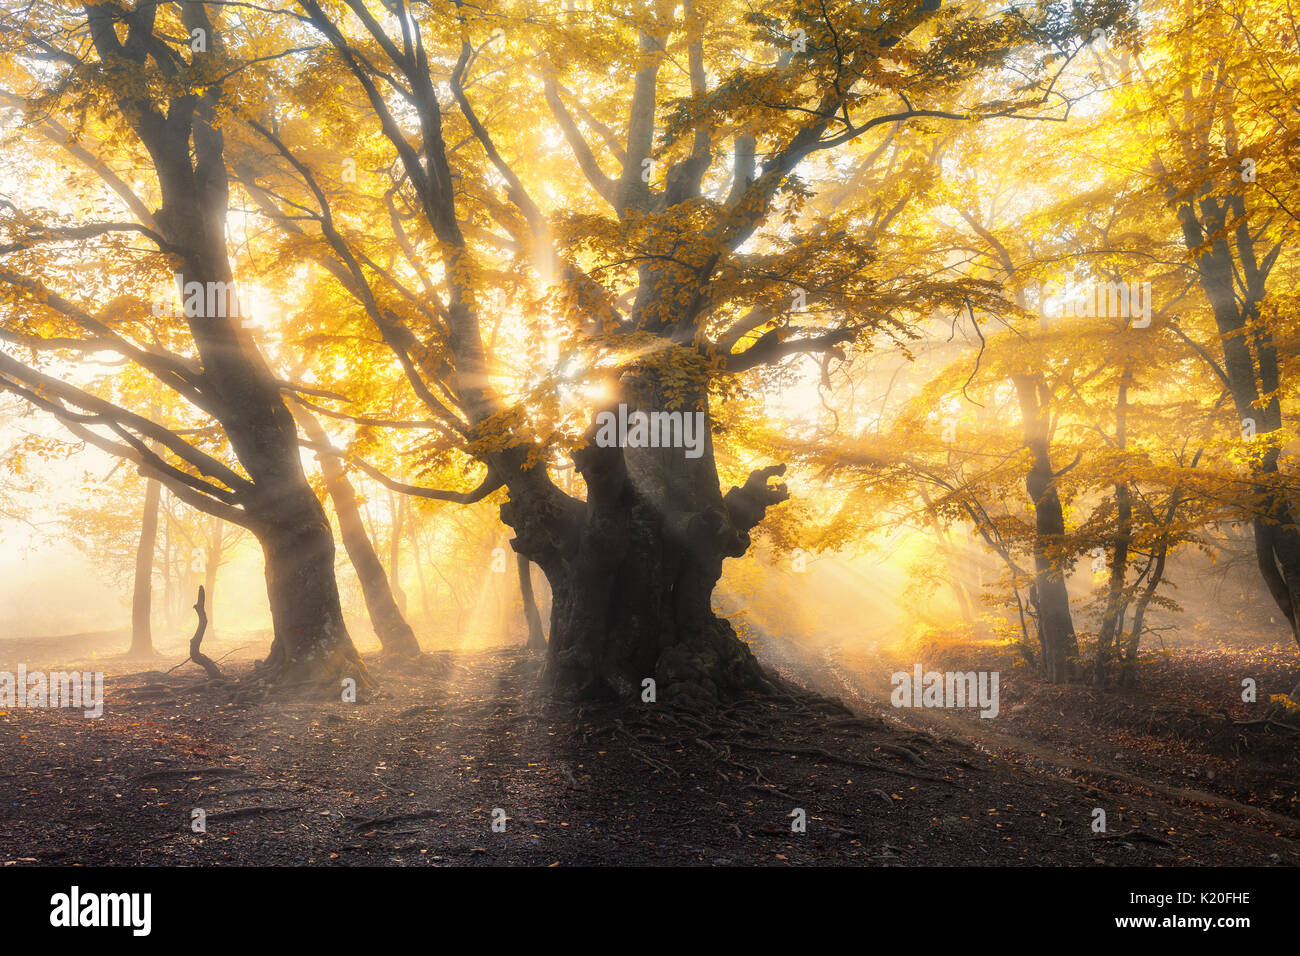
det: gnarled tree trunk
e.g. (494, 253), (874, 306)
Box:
(255, 510), (367, 684)
(502, 379), (784, 706)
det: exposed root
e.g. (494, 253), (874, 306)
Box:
(1092, 828), (1175, 848)
(205, 805), (304, 823)
(722, 740), (958, 785)
(253, 641), (375, 699)
(347, 810), (443, 830)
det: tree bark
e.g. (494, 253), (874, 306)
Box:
(255, 512), (368, 684)
(1014, 374), (1079, 682)
(187, 586), (224, 681)
(80, 2), (366, 687)
(128, 475), (162, 658)
(292, 404), (421, 658)
(518, 553), (546, 650)
(1095, 366), (1133, 685)
(1177, 196), (1300, 656)
(502, 378), (783, 705)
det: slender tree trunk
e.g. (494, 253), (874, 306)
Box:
(1119, 541), (1168, 688)
(410, 521), (431, 623)
(201, 515), (224, 635)
(389, 491), (407, 614)
(162, 501), (177, 632)
(518, 553), (546, 650)
(1014, 374), (1078, 683)
(293, 404), (421, 658)
(1095, 366), (1133, 685)
(129, 475), (162, 658)
(361, 497), (379, 548)
(202, 560), (218, 634)
(426, 533), (464, 634)
(918, 486), (975, 623)
(1094, 480), (1131, 685)
(1177, 196), (1300, 675)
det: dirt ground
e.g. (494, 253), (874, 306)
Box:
(0, 626), (1297, 866)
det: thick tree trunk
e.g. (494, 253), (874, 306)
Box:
(82, 3), (365, 688)
(294, 405), (421, 658)
(518, 553), (546, 650)
(1014, 374), (1078, 683)
(502, 379), (784, 705)
(204, 347), (363, 685)
(128, 475), (162, 658)
(184, 283), (363, 683)
(256, 514), (368, 685)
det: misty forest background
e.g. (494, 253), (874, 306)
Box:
(4, 0), (1300, 868)
(0, 0), (1299, 721)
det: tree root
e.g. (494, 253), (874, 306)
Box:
(347, 810), (442, 830)
(206, 805), (304, 823)
(1232, 716), (1300, 734)
(869, 788), (895, 808)
(397, 704), (439, 718)
(133, 766), (249, 785)
(743, 782), (799, 803)
(874, 742), (927, 766)
(723, 740), (958, 785)
(1092, 828), (1174, 848)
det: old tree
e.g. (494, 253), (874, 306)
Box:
(0, 0), (1129, 699)
(0, 0), (369, 684)
(241, 0), (1125, 700)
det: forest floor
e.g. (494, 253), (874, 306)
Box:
(0, 626), (1297, 866)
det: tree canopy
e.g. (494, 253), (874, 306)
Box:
(2, 0), (1300, 705)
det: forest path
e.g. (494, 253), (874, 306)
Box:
(755, 629), (1300, 861)
(0, 630), (1297, 865)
